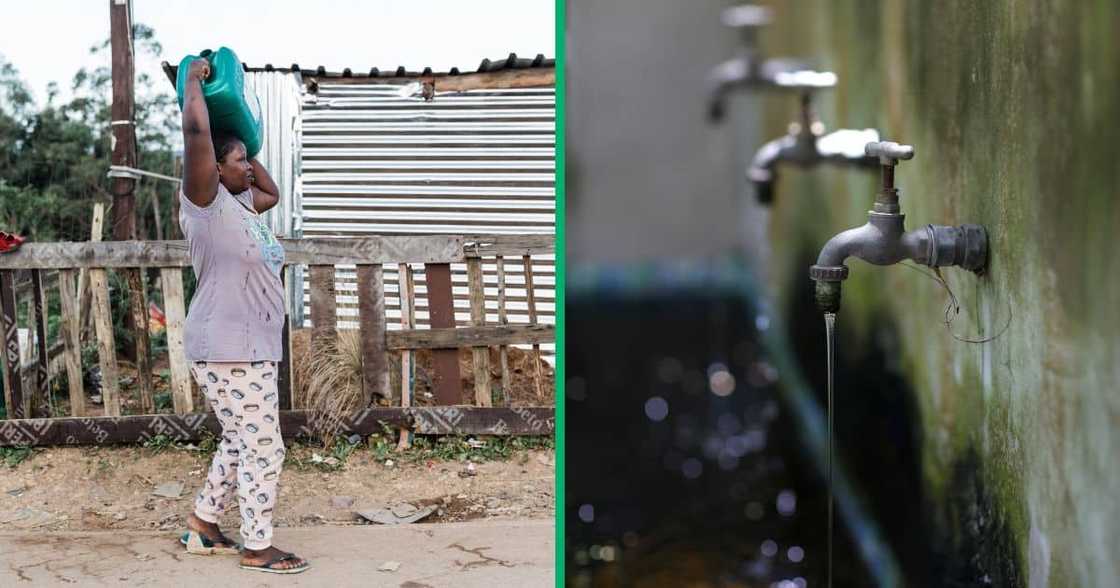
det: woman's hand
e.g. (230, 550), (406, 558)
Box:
(248, 158), (281, 213)
(187, 58), (211, 82)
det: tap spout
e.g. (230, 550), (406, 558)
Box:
(706, 55), (754, 122)
(808, 215), (922, 313)
(814, 214), (926, 268)
(746, 134), (794, 205)
(706, 55), (814, 122)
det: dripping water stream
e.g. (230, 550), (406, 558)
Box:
(824, 311), (836, 588)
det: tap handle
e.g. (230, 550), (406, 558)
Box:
(865, 141), (914, 165)
(722, 4), (772, 47)
(867, 141), (911, 210)
(721, 5), (773, 29)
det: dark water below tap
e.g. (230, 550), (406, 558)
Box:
(566, 292), (869, 587)
(565, 257), (1028, 586)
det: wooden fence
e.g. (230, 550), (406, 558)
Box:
(0, 235), (554, 446)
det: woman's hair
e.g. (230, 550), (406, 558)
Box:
(212, 130), (243, 164)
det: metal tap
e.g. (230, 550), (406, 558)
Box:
(747, 93), (882, 204)
(706, 4), (883, 204)
(706, 4), (838, 121)
(808, 141), (989, 313)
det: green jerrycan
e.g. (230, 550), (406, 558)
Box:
(176, 47), (263, 158)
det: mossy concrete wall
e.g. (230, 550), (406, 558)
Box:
(757, 1), (1120, 585)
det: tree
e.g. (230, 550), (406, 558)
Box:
(0, 23), (180, 242)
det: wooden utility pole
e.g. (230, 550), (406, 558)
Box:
(109, 0), (137, 242)
(109, 0), (154, 412)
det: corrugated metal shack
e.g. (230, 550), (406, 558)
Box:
(163, 55), (555, 355)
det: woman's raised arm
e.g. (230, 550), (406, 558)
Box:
(181, 58), (219, 207)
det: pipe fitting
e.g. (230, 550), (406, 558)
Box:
(814, 280), (843, 314)
(810, 265), (847, 314)
(926, 224), (988, 275)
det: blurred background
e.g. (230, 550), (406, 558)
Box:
(565, 1), (1120, 587)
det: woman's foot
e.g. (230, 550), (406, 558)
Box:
(240, 545), (310, 573)
(185, 512), (239, 550)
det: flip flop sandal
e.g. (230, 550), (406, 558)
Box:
(0, 232), (24, 254)
(180, 530), (243, 555)
(239, 553), (311, 574)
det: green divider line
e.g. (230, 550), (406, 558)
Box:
(555, 0), (567, 585)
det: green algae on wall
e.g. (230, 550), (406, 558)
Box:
(758, 1), (1120, 585)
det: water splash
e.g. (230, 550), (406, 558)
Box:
(824, 311), (837, 588)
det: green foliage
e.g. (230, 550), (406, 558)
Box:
(0, 445), (34, 468)
(80, 341), (99, 370)
(363, 424), (555, 464)
(153, 391), (172, 412)
(142, 433), (174, 454)
(321, 436), (361, 471)
(285, 436), (362, 472)
(150, 328), (168, 356)
(283, 430), (538, 473)
(0, 24), (180, 242)
(143, 429), (219, 454)
(408, 435), (554, 462)
(367, 431), (396, 461)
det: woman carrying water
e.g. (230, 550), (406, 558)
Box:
(177, 56), (309, 575)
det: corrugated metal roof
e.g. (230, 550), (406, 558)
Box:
(161, 53), (554, 86)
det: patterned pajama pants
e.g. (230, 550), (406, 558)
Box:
(188, 360), (285, 550)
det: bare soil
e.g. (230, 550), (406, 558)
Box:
(0, 443), (554, 534)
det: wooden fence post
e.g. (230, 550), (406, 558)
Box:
(0, 271), (23, 419)
(160, 268), (193, 414)
(126, 268), (154, 414)
(78, 203), (105, 344)
(523, 255), (544, 402)
(30, 269), (52, 417)
(467, 258), (491, 406)
(356, 264), (389, 405)
(496, 255), (511, 404)
(277, 266), (293, 411)
(424, 263), (462, 405)
(309, 265), (338, 351)
(397, 263), (415, 449)
(89, 269), (121, 416)
(57, 270), (86, 417)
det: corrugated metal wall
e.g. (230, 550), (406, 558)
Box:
(298, 82), (556, 352)
(244, 72), (304, 238)
(244, 71), (305, 315)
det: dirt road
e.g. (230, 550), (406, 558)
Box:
(0, 519), (554, 586)
(0, 440), (555, 585)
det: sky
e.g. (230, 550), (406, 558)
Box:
(0, 0), (555, 107)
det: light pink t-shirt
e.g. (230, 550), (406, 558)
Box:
(178, 183), (285, 361)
